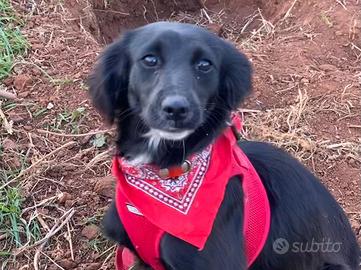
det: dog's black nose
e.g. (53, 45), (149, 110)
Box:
(161, 96), (190, 121)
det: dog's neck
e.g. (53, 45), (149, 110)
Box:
(115, 112), (229, 168)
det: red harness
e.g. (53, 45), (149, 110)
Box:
(112, 118), (270, 270)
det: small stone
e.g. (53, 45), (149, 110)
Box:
(350, 219), (361, 232)
(13, 74), (32, 91)
(319, 64), (337, 72)
(3, 77), (14, 86)
(87, 263), (102, 270)
(206, 23), (224, 36)
(299, 139), (313, 151)
(2, 138), (17, 151)
(38, 208), (49, 215)
(58, 258), (78, 269)
(8, 113), (25, 123)
(47, 102), (54, 109)
(80, 134), (93, 146)
(93, 175), (115, 198)
(23, 125), (32, 131)
(58, 192), (72, 204)
(300, 78), (309, 84)
(8, 156), (21, 169)
(31, 43), (43, 50)
(64, 199), (75, 208)
(348, 158), (356, 166)
(32, 68), (42, 76)
(81, 225), (99, 239)
(47, 70), (58, 76)
(18, 91), (30, 98)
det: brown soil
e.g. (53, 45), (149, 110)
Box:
(66, 0), (202, 43)
(1, 0), (360, 269)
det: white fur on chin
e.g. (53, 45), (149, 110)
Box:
(128, 129), (193, 166)
(127, 153), (152, 166)
(145, 128), (193, 141)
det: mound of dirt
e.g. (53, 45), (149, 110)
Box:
(66, 0), (293, 43)
(66, 0), (202, 43)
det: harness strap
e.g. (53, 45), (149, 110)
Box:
(114, 113), (270, 270)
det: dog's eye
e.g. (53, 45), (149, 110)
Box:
(196, 59), (212, 73)
(142, 55), (159, 67)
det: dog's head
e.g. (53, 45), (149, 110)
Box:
(89, 22), (252, 165)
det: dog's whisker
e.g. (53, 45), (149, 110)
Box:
(117, 107), (135, 118)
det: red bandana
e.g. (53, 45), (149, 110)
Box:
(113, 116), (270, 270)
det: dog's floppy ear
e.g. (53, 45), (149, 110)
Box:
(88, 31), (134, 124)
(219, 42), (252, 110)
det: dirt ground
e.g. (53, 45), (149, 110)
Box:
(0, 0), (360, 269)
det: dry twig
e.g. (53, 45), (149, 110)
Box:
(0, 101), (14, 134)
(32, 209), (75, 270)
(0, 141), (77, 190)
(281, 0), (298, 21)
(37, 128), (115, 137)
(85, 148), (112, 170)
(0, 90), (17, 100)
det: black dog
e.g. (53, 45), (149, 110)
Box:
(89, 22), (360, 270)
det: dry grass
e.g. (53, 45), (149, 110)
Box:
(1, 1), (112, 266)
(240, 89), (361, 167)
(1, 113), (113, 268)
(170, 1), (305, 51)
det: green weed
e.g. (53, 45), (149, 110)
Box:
(51, 78), (77, 86)
(50, 107), (87, 133)
(0, 0), (28, 80)
(320, 12), (333, 28)
(0, 141), (40, 261)
(87, 236), (110, 253)
(0, 170), (41, 252)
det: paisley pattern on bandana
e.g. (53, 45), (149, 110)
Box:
(119, 145), (212, 214)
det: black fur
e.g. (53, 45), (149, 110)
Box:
(89, 22), (251, 167)
(89, 22), (360, 270)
